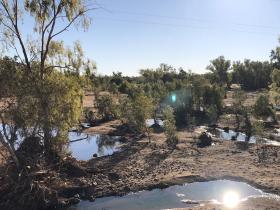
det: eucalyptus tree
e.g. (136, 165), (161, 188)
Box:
(207, 56), (231, 87)
(232, 90), (245, 131)
(121, 94), (154, 134)
(0, 0), (96, 164)
(271, 39), (280, 69)
(232, 60), (272, 90)
(270, 69), (280, 108)
(253, 94), (275, 121)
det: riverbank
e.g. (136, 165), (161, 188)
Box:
(85, 122), (280, 196)
(0, 120), (280, 209)
(71, 120), (280, 208)
(180, 196), (280, 210)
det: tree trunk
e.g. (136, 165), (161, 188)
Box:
(41, 96), (55, 160)
(7, 144), (20, 169)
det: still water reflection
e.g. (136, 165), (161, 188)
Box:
(67, 132), (121, 160)
(68, 180), (279, 210)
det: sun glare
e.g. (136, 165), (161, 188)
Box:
(171, 94), (177, 103)
(223, 191), (240, 208)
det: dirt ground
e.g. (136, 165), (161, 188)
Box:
(1, 120), (280, 209)
(1, 89), (280, 209)
(79, 120), (280, 209)
(88, 122), (280, 196)
(83, 119), (122, 135)
(224, 90), (266, 108)
(83, 92), (95, 108)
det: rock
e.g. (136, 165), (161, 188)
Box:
(108, 172), (120, 181)
(89, 196), (96, 202)
(74, 194), (80, 199)
(123, 186), (130, 192)
(197, 132), (213, 148)
(151, 123), (164, 133)
(92, 153), (98, 158)
(68, 197), (80, 205)
(182, 199), (200, 204)
(58, 200), (67, 207)
(223, 127), (230, 133)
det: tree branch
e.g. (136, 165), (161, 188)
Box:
(0, 0), (31, 71)
(51, 8), (95, 39)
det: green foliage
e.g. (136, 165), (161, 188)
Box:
(120, 94), (154, 133)
(84, 109), (96, 126)
(270, 39), (280, 69)
(95, 94), (114, 120)
(243, 110), (253, 142)
(232, 90), (246, 109)
(206, 105), (218, 124)
(0, 59), (83, 163)
(163, 106), (178, 148)
(270, 69), (280, 106)
(207, 56), (231, 87)
(28, 71), (83, 151)
(253, 94), (274, 119)
(0, 0), (95, 165)
(111, 72), (124, 86)
(202, 85), (224, 113)
(252, 121), (264, 137)
(232, 60), (273, 90)
(232, 90), (246, 130)
(166, 89), (193, 126)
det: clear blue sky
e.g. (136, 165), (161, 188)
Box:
(60, 0), (280, 75)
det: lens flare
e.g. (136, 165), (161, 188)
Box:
(223, 191), (240, 208)
(171, 94), (176, 103)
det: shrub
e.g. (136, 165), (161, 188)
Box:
(253, 94), (274, 120)
(84, 109), (96, 126)
(163, 106), (178, 148)
(120, 94), (154, 133)
(95, 94), (114, 121)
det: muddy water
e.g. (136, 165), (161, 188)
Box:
(146, 119), (164, 127)
(67, 132), (122, 160)
(213, 128), (257, 143)
(211, 128), (280, 146)
(68, 180), (279, 210)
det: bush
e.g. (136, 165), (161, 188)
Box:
(84, 109), (96, 126)
(163, 106), (178, 148)
(253, 94), (274, 120)
(206, 105), (218, 124)
(95, 94), (114, 121)
(120, 94), (154, 133)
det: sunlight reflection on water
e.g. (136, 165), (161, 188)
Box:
(68, 180), (280, 210)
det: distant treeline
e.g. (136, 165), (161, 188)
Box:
(91, 52), (279, 93)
